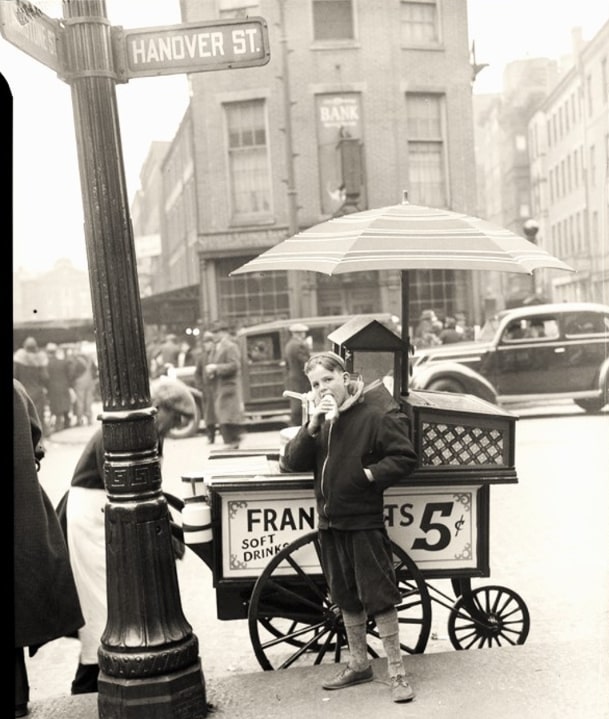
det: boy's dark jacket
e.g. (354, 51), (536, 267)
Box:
(282, 380), (418, 530)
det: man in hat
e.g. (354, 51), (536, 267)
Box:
(63, 378), (196, 694)
(205, 320), (246, 449)
(194, 330), (218, 444)
(284, 323), (311, 426)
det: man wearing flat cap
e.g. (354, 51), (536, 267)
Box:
(284, 323), (311, 426)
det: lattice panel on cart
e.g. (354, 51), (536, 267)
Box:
(421, 421), (505, 466)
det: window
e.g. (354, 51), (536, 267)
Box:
(564, 312), (609, 337)
(225, 100), (272, 220)
(400, 1), (438, 44)
(409, 269), (458, 325)
(589, 144), (596, 187)
(406, 93), (446, 207)
(312, 0), (354, 41)
(216, 257), (289, 325)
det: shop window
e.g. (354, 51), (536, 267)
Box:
(216, 257), (289, 326)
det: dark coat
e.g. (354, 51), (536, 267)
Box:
(282, 382), (418, 531)
(13, 347), (49, 422)
(284, 336), (311, 394)
(47, 355), (73, 415)
(13, 380), (84, 649)
(209, 335), (245, 425)
(194, 343), (217, 427)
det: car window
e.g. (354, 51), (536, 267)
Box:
(502, 320), (526, 342)
(247, 333), (279, 362)
(564, 312), (609, 337)
(501, 317), (558, 343)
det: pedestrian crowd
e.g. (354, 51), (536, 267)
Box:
(13, 337), (99, 437)
(147, 321), (248, 449)
(412, 309), (475, 349)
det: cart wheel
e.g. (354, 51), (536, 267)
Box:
(247, 530), (432, 670)
(447, 584), (530, 650)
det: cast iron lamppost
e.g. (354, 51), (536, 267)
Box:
(61, 1), (207, 716)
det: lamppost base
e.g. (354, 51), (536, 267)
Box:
(98, 660), (208, 719)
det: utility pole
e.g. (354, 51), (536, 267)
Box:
(277, 0), (299, 238)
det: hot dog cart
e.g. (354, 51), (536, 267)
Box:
(179, 318), (529, 671)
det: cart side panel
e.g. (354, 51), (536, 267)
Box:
(206, 477), (492, 584)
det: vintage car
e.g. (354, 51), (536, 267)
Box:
(410, 302), (609, 413)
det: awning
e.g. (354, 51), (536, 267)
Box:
(140, 284), (200, 326)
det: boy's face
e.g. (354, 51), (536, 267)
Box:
(306, 364), (349, 406)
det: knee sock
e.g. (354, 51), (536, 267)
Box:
(341, 608), (370, 671)
(374, 607), (404, 677)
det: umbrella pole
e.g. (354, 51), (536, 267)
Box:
(400, 270), (410, 398)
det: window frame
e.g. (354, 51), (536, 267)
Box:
(311, 0), (357, 45)
(223, 98), (274, 224)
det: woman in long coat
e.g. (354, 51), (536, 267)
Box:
(14, 379), (84, 717)
(46, 343), (73, 430)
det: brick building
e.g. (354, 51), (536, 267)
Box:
(148, 0), (480, 333)
(528, 21), (609, 304)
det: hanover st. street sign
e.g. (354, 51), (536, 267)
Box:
(0, 1), (270, 80)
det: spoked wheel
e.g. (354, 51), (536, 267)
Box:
(447, 584), (530, 650)
(247, 530), (432, 670)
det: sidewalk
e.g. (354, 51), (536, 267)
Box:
(24, 640), (609, 719)
(40, 419), (608, 718)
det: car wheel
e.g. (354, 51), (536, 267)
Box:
(168, 402), (201, 439)
(427, 378), (464, 394)
(574, 397), (606, 413)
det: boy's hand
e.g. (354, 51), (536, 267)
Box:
(308, 395), (337, 434)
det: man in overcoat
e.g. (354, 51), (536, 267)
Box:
(284, 323), (311, 426)
(205, 320), (246, 448)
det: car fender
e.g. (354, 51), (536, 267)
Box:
(598, 357), (609, 392)
(410, 360), (498, 404)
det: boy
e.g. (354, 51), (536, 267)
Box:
(281, 351), (418, 703)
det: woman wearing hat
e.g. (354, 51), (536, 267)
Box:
(62, 379), (196, 695)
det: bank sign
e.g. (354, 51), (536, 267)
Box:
(115, 17), (270, 80)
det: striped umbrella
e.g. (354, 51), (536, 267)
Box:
(231, 197), (574, 394)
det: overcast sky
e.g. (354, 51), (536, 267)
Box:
(3, 0), (607, 274)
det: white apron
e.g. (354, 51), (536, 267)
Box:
(66, 487), (107, 665)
